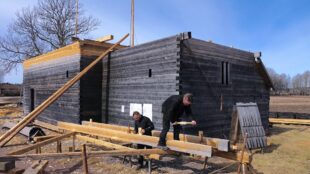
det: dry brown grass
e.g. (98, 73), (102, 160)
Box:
(0, 105), (22, 117)
(270, 96), (310, 113)
(252, 124), (310, 174)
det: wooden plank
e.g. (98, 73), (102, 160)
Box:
(95, 35), (114, 42)
(75, 135), (132, 150)
(58, 122), (212, 157)
(269, 118), (310, 125)
(82, 121), (229, 151)
(82, 144), (88, 174)
(8, 132), (75, 155)
(23, 160), (48, 174)
(0, 34), (129, 147)
(0, 149), (168, 161)
(76, 135), (163, 161)
(33, 135), (56, 143)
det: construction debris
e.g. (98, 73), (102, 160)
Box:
(1, 122), (45, 142)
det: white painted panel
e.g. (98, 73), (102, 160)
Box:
(143, 104), (153, 121)
(129, 103), (142, 116)
(121, 105), (125, 113)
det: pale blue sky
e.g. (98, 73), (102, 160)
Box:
(1, 0), (310, 83)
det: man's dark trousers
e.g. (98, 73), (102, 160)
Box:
(158, 113), (181, 146)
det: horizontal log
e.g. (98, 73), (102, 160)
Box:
(269, 118), (310, 125)
(75, 135), (131, 150)
(58, 122), (212, 157)
(0, 149), (168, 162)
(82, 121), (229, 151)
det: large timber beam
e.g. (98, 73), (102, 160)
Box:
(0, 34), (129, 147)
(75, 135), (132, 150)
(0, 149), (168, 161)
(82, 121), (229, 151)
(59, 122), (212, 157)
(213, 150), (252, 164)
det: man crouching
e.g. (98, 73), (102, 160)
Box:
(132, 111), (154, 169)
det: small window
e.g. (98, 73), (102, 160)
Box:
(148, 69), (152, 77)
(66, 71), (69, 78)
(221, 62), (230, 85)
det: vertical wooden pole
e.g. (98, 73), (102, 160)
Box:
(72, 134), (76, 152)
(198, 131), (203, 143)
(36, 147), (41, 154)
(238, 133), (248, 174)
(220, 94), (223, 111)
(57, 140), (62, 153)
(75, 0), (78, 37)
(127, 123), (131, 133)
(82, 144), (88, 174)
(130, 0), (134, 47)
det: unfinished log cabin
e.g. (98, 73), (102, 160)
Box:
(23, 39), (124, 124)
(102, 32), (273, 137)
(23, 32), (273, 138)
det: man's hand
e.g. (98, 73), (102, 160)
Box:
(191, 120), (197, 126)
(140, 129), (145, 134)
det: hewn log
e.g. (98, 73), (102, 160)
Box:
(76, 135), (131, 150)
(59, 121), (212, 157)
(82, 121), (229, 151)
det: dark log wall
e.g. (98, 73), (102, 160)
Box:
(23, 55), (81, 124)
(102, 35), (182, 129)
(180, 38), (270, 138)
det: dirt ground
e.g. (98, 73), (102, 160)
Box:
(270, 95), (310, 114)
(0, 98), (309, 173)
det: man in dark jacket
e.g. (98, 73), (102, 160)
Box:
(157, 93), (196, 148)
(132, 111), (154, 169)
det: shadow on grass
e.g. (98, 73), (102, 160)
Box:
(253, 143), (281, 154)
(268, 125), (293, 136)
(150, 155), (241, 174)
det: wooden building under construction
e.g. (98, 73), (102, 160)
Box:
(23, 32), (273, 137)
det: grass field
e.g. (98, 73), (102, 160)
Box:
(252, 124), (310, 174)
(270, 95), (310, 114)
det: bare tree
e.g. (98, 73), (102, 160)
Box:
(267, 68), (290, 90)
(0, 0), (100, 72)
(0, 69), (4, 83)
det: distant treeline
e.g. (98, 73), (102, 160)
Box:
(267, 68), (310, 96)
